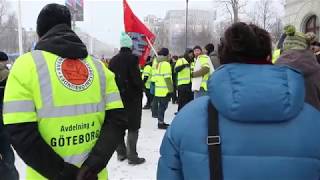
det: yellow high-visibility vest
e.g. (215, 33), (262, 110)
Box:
(175, 58), (191, 86)
(196, 55), (210, 91)
(142, 64), (152, 89)
(191, 61), (195, 72)
(150, 58), (158, 83)
(272, 49), (281, 64)
(3, 50), (123, 180)
(154, 61), (172, 97)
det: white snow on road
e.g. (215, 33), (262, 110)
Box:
(14, 99), (178, 180)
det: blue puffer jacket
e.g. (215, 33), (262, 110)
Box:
(157, 64), (320, 180)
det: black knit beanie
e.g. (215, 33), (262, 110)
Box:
(0, 51), (8, 61)
(158, 48), (169, 56)
(36, 4), (72, 38)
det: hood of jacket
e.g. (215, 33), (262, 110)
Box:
(157, 55), (169, 63)
(35, 24), (88, 59)
(208, 64), (305, 123)
(276, 49), (320, 77)
(209, 51), (217, 57)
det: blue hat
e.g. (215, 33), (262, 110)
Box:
(120, 32), (133, 48)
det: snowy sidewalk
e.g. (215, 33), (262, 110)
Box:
(15, 100), (177, 180)
(108, 102), (177, 180)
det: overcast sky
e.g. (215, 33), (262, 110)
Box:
(7, 0), (283, 47)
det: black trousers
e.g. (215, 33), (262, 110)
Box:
(152, 96), (170, 123)
(145, 88), (153, 107)
(116, 130), (139, 160)
(172, 85), (177, 103)
(0, 110), (19, 180)
(177, 84), (194, 111)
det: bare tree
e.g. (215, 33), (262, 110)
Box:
(0, 0), (9, 33)
(248, 0), (284, 43)
(250, 0), (275, 31)
(218, 0), (247, 23)
(270, 18), (284, 43)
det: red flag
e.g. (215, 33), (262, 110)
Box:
(123, 0), (156, 66)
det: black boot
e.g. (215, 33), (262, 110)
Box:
(143, 104), (151, 109)
(128, 157), (146, 165)
(117, 155), (127, 162)
(158, 122), (169, 129)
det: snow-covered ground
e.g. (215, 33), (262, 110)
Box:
(108, 102), (177, 180)
(15, 98), (178, 180)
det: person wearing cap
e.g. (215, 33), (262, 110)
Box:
(109, 32), (145, 165)
(174, 49), (194, 112)
(275, 25), (320, 110)
(152, 48), (173, 129)
(192, 45), (213, 98)
(0, 51), (19, 180)
(3, 4), (127, 180)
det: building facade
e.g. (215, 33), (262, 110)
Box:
(145, 10), (216, 55)
(284, 0), (320, 37)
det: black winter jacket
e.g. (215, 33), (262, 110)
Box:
(109, 48), (144, 102)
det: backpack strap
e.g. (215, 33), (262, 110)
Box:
(207, 102), (223, 180)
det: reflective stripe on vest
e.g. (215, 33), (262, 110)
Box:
(177, 77), (191, 82)
(155, 86), (168, 89)
(176, 58), (191, 86)
(3, 100), (35, 113)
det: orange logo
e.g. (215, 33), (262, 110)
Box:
(56, 58), (94, 91)
(61, 59), (89, 85)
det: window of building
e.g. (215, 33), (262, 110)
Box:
(305, 15), (319, 35)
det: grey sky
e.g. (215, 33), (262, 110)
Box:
(7, 0), (283, 47)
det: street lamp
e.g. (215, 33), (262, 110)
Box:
(186, 0), (189, 49)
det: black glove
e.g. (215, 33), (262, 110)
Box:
(54, 163), (79, 180)
(77, 165), (98, 180)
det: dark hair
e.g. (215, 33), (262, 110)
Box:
(193, 45), (202, 51)
(184, 49), (193, 62)
(311, 41), (320, 47)
(37, 4), (72, 37)
(205, 43), (215, 55)
(172, 56), (179, 60)
(0, 51), (8, 61)
(158, 48), (169, 56)
(220, 22), (272, 64)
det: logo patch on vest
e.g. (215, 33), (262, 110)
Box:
(56, 57), (94, 91)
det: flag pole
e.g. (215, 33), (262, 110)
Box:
(146, 36), (158, 57)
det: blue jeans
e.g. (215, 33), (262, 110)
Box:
(150, 82), (155, 95)
(194, 88), (207, 99)
(152, 96), (170, 123)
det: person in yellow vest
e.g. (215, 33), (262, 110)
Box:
(3, 4), (126, 180)
(150, 56), (158, 118)
(142, 56), (153, 109)
(191, 46), (212, 98)
(174, 49), (194, 112)
(153, 48), (173, 129)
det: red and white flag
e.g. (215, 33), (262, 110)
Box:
(123, 0), (156, 66)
